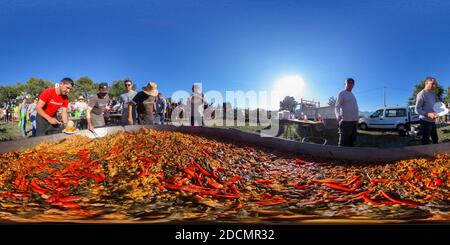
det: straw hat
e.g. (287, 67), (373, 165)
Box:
(143, 82), (158, 97)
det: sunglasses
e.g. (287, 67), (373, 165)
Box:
(125, 84), (132, 87)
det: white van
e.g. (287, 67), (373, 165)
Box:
(358, 106), (419, 133)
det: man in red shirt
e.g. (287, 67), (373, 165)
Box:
(36, 77), (74, 136)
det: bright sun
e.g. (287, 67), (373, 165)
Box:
(271, 75), (307, 109)
(274, 75), (306, 93)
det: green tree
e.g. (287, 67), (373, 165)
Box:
(279, 96), (298, 113)
(408, 79), (445, 105)
(444, 87), (450, 105)
(0, 85), (22, 102)
(22, 77), (54, 98)
(110, 80), (125, 98)
(71, 76), (98, 101)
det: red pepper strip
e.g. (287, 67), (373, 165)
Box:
(193, 195), (204, 201)
(324, 183), (355, 193)
(262, 193), (273, 198)
(14, 173), (23, 187)
(137, 157), (155, 165)
(183, 168), (196, 178)
(140, 167), (149, 177)
(294, 158), (305, 164)
(424, 178), (436, 189)
(255, 179), (273, 184)
(58, 196), (81, 202)
(327, 195), (340, 199)
(335, 198), (350, 202)
(30, 179), (48, 195)
(345, 176), (360, 186)
(211, 170), (219, 179)
(193, 162), (211, 177)
(294, 184), (307, 190)
(53, 202), (81, 209)
(257, 196), (287, 206)
(216, 167), (226, 171)
(0, 192), (30, 198)
(202, 149), (210, 157)
(194, 173), (203, 187)
(11, 192), (30, 198)
(233, 203), (244, 210)
(434, 178), (442, 187)
(79, 152), (90, 163)
(228, 184), (239, 194)
(176, 177), (190, 185)
(14, 173), (28, 192)
(222, 176), (241, 186)
(213, 193), (241, 198)
(350, 180), (362, 191)
(312, 179), (346, 185)
(379, 190), (419, 206)
(360, 195), (380, 205)
(59, 178), (79, 187)
(379, 201), (396, 205)
(207, 178), (223, 189)
(45, 195), (60, 203)
(424, 195), (434, 200)
(405, 180), (418, 190)
(80, 172), (105, 182)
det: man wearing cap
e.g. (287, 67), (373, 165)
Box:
(415, 77), (440, 144)
(128, 82), (158, 125)
(119, 79), (137, 126)
(86, 83), (111, 132)
(335, 78), (359, 147)
(36, 77), (74, 136)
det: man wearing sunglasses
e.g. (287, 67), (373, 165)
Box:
(119, 79), (137, 126)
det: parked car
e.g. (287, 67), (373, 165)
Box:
(358, 106), (419, 135)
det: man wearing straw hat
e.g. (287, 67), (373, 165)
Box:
(128, 82), (158, 125)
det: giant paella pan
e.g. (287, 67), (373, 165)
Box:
(0, 125), (449, 223)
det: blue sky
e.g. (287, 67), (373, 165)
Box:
(1, 0), (449, 111)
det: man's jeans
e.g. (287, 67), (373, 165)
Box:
(338, 121), (357, 147)
(420, 120), (438, 145)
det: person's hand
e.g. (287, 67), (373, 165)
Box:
(47, 117), (60, 125)
(88, 124), (95, 132)
(427, 112), (438, 120)
(105, 105), (112, 112)
(128, 118), (133, 125)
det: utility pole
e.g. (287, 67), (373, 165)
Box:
(384, 86), (386, 107)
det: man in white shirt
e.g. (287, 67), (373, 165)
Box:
(335, 78), (359, 147)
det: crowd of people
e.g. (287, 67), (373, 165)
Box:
(0, 97), (39, 137)
(0, 77), (208, 138)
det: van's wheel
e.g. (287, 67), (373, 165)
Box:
(405, 123), (411, 131)
(359, 123), (368, 130)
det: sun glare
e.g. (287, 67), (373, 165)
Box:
(271, 75), (307, 109)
